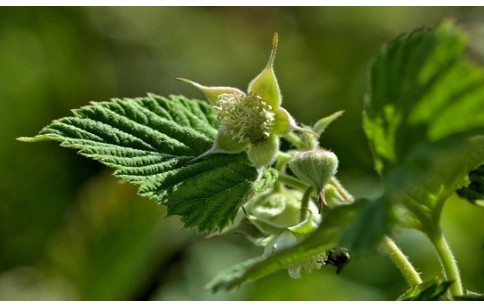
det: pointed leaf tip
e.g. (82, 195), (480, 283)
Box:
(17, 136), (49, 142)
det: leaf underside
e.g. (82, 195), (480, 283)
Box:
(344, 21), (484, 252)
(20, 94), (264, 232)
(397, 278), (453, 301)
(206, 201), (363, 292)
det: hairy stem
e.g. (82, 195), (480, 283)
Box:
(277, 174), (308, 191)
(329, 177), (354, 204)
(429, 230), (463, 296)
(275, 152), (291, 172)
(300, 187), (313, 222)
(383, 236), (422, 287)
(283, 132), (305, 150)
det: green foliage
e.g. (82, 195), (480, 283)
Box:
(12, 13), (484, 300)
(397, 278), (453, 301)
(206, 200), (363, 292)
(364, 21), (484, 175)
(341, 197), (389, 252)
(19, 95), (265, 232)
(344, 21), (484, 252)
(454, 292), (484, 301)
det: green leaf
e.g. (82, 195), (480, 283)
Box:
(19, 94), (264, 232)
(340, 197), (390, 253)
(397, 278), (453, 301)
(454, 291), (484, 301)
(364, 21), (484, 176)
(347, 21), (484, 251)
(386, 135), (484, 231)
(206, 201), (363, 292)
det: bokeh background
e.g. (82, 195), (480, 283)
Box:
(1, 7), (483, 300)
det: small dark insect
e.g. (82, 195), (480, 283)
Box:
(325, 247), (351, 274)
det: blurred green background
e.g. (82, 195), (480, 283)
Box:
(1, 7), (483, 300)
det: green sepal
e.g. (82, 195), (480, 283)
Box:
(247, 33), (282, 108)
(245, 190), (300, 226)
(272, 107), (297, 136)
(287, 210), (318, 235)
(245, 189), (319, 233)
(247, 135), (279, 167)
(176, 77), (244, 105)
(312, 110), (344, 135)
(244, 211), (289, 235)
(213, 130), (249, 153)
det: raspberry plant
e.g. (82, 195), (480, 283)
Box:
(19, 21), (484, 300)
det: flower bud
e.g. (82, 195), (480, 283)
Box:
(288, 149), (339, 206)
(244, 189), (321, 234)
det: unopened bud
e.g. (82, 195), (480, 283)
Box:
(288, 149), (339, 206)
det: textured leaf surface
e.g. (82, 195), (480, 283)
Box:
(397, 278), (453, 301)
(20, 94), (263, 232)
(346, 22), (484, 251)
(206, 201), (363, 292)
(364, 21), (484, 176)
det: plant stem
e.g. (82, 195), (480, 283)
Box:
(283, 132), (305, 150)
(430, 230), (464, 296)
(277, 174), (308, 191)
(328, 177), (354, 204)
(275, 152), (291, 172)
(383, 236), (422, 287)
(300, 187), (313, 222)
(273, 153), (291, 192)
(273, 180), (283, 192)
